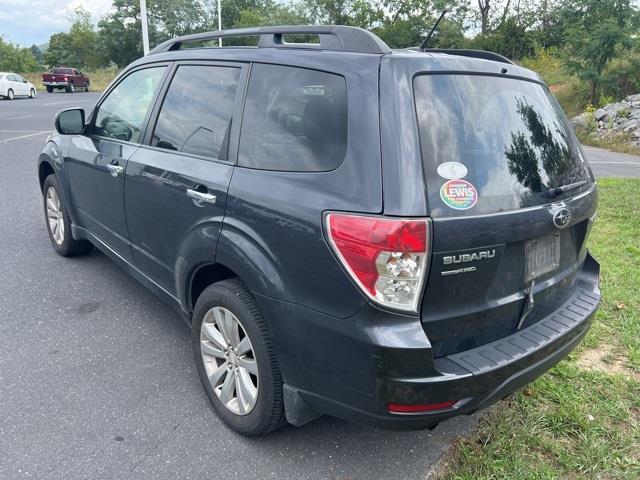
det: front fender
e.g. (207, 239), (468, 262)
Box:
(38, 137), (78, 226)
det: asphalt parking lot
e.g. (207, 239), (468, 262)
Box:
(1, 92), (639, 480)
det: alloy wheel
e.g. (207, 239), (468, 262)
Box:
(200, 306), (259, 415)
(46, 187), (65, 245)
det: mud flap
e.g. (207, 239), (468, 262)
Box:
(283, 384), (322, 427)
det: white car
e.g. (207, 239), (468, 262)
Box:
(0, 72), (37, 100)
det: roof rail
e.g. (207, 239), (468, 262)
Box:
(149, 25), (391, 56)
(423, 48), (514, 65)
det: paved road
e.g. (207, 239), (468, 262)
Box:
(0, 92), (476, 479)
(582, 145), (640, 177)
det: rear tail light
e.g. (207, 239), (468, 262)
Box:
(64, 76), (68, 81)
(387, 400), (456, 414)
(325, 213), (430, 312)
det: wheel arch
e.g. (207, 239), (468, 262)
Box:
(38, 159), (55, 192)
(183, 221), (289, 315)
(187, 263), (238, 313)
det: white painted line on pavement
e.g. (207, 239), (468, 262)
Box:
(5, 115), (32, 120)
(589, 161), (640, 165)
(1, 131), (50, 143)
(43, 101), (94, 106)
(0, 129), (35, 133)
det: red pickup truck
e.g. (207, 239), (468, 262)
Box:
(42, 67), (90, 93)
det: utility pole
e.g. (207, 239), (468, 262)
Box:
(140, 0), (150, 55)
(217, 0), (222, 47)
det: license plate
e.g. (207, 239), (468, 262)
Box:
(525, 233), (560, 282)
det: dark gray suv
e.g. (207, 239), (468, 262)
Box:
(37, 26), (600, 436)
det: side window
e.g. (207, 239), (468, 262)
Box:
(238, 64), (348, 172)
(151, 65), (240, 160)
(94, 66), (165, 142)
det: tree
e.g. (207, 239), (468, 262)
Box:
(303, 0), (383, 28)
(561, 0), (638, 104)
(44, 9), (105, 69)
(0, 38), (39, 71)
(44, 33), (71, 67)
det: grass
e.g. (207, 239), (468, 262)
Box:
(21, 68), (120, 92)
(437, 178), (640, 480)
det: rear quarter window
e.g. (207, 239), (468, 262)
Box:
(238, 64), (347, 172)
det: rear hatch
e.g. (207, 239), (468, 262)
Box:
(43, 69), (71, 82)
(413, 73), (597, 357)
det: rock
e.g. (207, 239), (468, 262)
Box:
(604, 102), (627, 113)
(633, 129), (640, 139)
(594, 108), (607, 121)
(621, 120), (639, 133)
(571, 112), (591, 129)
(625, 93), (640, 102)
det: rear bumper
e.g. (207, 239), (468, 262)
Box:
(256, 253), (600, 429)
(43, 82), (69, 87)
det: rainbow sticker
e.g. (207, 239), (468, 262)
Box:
(440, 179), (478, 210)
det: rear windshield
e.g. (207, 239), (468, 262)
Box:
(52, 68), (73, 74)
(414, 74), (590, 217)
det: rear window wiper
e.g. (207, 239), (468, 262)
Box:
(548, 180), (587, 198)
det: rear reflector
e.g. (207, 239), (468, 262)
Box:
(387, 401), (457, 413)
(325, 213), (430, 312)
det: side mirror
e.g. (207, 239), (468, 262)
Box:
(55, 108), (85, 135)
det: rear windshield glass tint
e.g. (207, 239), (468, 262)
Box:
(414, 74), (590, 217)
(52, 69), (73, 74)
(238, 64), (347, 172)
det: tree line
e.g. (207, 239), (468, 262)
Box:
(1, 0), (638, 104)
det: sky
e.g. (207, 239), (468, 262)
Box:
(0, 0), (113, 46)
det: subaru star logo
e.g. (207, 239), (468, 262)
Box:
(552, 208), (572, 229)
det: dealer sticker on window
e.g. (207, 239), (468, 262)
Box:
(440, 179), (478, 210)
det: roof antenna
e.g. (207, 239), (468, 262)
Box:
(419, 10), (447, 51)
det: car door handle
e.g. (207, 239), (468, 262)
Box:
(186, 189), (217, 204)
(106, 163), (124, 177)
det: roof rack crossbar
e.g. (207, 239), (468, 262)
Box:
(149, 25), (391, 55)
(424, 48), (514, 65)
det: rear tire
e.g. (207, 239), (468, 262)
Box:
(66, 83), (75, 93)
(7, 89), (14, 100)
(42, 175), (92, 257)
(192, 279), (286, 436)
(46, 86), (53, 93)
(85, 81), (90, 92)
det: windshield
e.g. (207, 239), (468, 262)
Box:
(414, 74), (591, 217)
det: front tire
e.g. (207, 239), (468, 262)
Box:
(7, 89), (14, 100)
(192, 279), (286, 436)
(46, 86), (53, 93)
(29, 88), (36, 98)
(42, 175), (92, 257)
